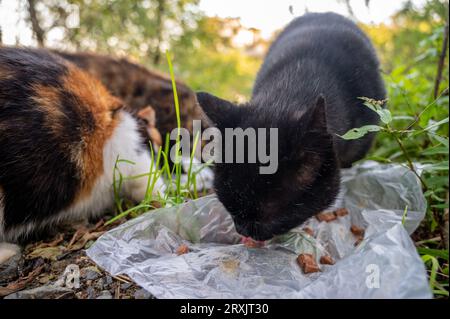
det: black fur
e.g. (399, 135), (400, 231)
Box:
(196, 13), (386, 240)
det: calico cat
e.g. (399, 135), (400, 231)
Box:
(54, 51), (201, 148)
(0, 47), (163, 263)
(196, 13), (386, 240)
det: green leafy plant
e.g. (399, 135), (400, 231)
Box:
(340, 92), (448, 297)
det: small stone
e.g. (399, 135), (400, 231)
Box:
(96, 290), (112, 299)
(39, 275), (51, 284)
(85, 286), (96, 299)
(120, 282), (132, 290)
(134, 288), (152, 299)
(94, 278), (104, 290)
(0, 253), (23, 285)
(105, 276), (113, 285)
(83, 266), (101, 280)
(4, 285), (75, 299)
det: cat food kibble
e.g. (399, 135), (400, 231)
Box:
(350, 225), (365, 236)
(242, 237), (265, 248)
(297, 253), (320, 274)
(334, 208), (349, 217)
(316, 211), (337, 222)
(319, 255), (335, 265)
(176, 244), (190, 255)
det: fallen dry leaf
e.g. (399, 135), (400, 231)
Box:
(0, 265), (44, 297)
(67, 231), (105, 251)
(27, 246), (65, 261)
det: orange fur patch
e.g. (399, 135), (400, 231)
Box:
(32, 84), (67, 135)
(63, 63), (121, 201)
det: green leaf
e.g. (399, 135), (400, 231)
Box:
(424, 177), (449, 190)
(360, 97), (391, 124)
(338, 125), (382, 140)
(418, 248), (449, 260)
(421, 254), (440, 290)
(117, 159), (136, 165)
(378, 108), (393, 124)
(415, 117), (449, 135)
(423, 161), (449, 172)
(430, 134), (449, 148)
(421, 146), (449, 156)
(431, 203), (449, 209)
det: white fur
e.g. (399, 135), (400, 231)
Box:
(0, 242), (21, 265)
(0, 111), (164, 244)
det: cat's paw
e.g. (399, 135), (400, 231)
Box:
(129, 177), (166, 203)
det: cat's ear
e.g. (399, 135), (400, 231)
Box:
(196, 92), (238, 127)
(306, 94), (328, 132)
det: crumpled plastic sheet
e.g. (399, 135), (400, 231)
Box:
(87, 161), (432, 298)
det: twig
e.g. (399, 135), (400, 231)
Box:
(113, 274), (132, 284)
(433, 21), (449, 99)
(115, 284), (121, 299)
(391, 130), (428, 191)
(405, 87), (449, 130)
(415, 236), (442, 245)
(26, 0), (45, 47)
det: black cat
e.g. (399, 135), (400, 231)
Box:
(196, 12), (386, 240)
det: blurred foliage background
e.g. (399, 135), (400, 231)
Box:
(0, 0), (448, 297)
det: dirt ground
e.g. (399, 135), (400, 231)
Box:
(0, 217), (154, 299)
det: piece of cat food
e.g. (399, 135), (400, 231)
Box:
(303, 227), (314, 236)
(297, 253), (320, 274)
(176, 244), (190, 255)
(241, 236), (265, 248)
(334, 208), (349, 217)
(319, 255), (335, 265)
(350, 225), (365, 236)
(316, 211), (337, 222)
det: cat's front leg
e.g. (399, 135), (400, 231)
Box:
(104, 111), (165, 204)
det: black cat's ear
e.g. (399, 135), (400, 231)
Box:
(196, 92), (237, 127)
(306, 94), (328, 132)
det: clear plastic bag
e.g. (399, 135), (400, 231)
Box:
(87, 162), (431, 298)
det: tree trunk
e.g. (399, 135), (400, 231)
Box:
(27, 0), (46, 47)
(153, 0), (165, 65)
(433, 21), (449, 99)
